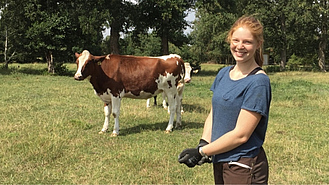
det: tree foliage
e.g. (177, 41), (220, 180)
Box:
(0, 0), (106, 72)
(0, 0), (328, 72)
(192, 0), (328, 71)
(135, 0), (195, 55)
(0, 0), (31, 66)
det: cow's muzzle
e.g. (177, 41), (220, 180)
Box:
(184, 78), (191, 83)
(74, 74), (85, 81)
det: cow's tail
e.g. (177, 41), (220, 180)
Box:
(179, 58), (186, 84)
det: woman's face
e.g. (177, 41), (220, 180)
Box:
(230, 26), (260, 64)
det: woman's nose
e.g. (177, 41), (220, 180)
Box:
(236, 42), (244, 49)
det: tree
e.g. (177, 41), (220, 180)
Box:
(1, 0), (107, 72)
(24, 0), (105, 73)
(244, 0), (295, 70)
(114, 32), (160, 56)
(136, 0), (194, 55)
(192, 0), (242, 63)
(73, 0), (107, 55)
(244, 0), (327, 71)
(102, 0), (132, 55)
(191, 0), (329, 71)
(0, 0), (31, 68)
(314, 0), (328, 72)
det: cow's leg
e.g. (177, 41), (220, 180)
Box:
(175, 84), (184, 128)
(154, 96), (157, 106)
(110, 97), (121, 137)
(164, 91), (177, 133)
(162, 92), (168, 110)
(99, 103), (111, 134)
(146, 98), (151, 108)
(146, 96), (158, 108)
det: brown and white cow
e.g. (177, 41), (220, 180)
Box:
(146, 62), (192, 110)
(74, 50), (186, 137)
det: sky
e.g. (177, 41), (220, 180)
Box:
(184, 9), (196, 34)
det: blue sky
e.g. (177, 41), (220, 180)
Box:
(184, 9), (196, 34)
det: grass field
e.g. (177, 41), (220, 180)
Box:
(0, 63), (328, 184)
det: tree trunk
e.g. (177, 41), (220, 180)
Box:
(161, 33), (169, 55)
(280, 49), (287, 71)
(318, 41), (327, 72)
(280, 12), (287, 71)
(110, 19), (120, 55)
(45, 50), (55, 74)
(160, 17), (170, 55)
(3, 27), (16, 69)
(318, 0), (327, 72)
(4, 28), (9, 69)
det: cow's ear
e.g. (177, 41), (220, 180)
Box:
(75, 52), (80, 58)
(93, 56), (106, 65)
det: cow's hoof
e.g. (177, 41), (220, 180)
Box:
(110, 133), (118, 137)
(98, 131), (106, 134)
(175, 125), (182, 129)
(165, 130), (172, 134)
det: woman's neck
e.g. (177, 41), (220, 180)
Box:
(230, 62), (259, 80)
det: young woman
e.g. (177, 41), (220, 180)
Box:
(178, 15), (272, 184)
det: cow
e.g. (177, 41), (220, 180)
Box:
(146, 62), (192, 110)
(74, 50), (186, 137)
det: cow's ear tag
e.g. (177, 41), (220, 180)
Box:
(97, 61), (102, 66)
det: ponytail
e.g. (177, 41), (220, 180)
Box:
(255, 48), (264, 67)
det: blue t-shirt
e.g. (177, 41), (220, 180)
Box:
(210, 66), (271, 163)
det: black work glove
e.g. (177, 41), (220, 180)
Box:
(178, 148), (202, 168)
(197, 138), (209, 148)
(197, 139), (212, 165)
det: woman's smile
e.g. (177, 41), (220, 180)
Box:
(230, 27), (259, 63)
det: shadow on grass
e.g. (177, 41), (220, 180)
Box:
(182, 103), (208, 114)
(0, 64), (75, 77)
(115, 103), (207, 136)
(119, 120), (203, 136)
(146, 103), (208, 114)
(0, 66), (18, 75)
(70, 109), (204, 136)
(193, 69), (220, 77)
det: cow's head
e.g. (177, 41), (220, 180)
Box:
(74, 50), (105, 81)
(184, 62), (192, 83)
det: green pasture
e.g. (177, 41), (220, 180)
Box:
(0, 63), (328, 184)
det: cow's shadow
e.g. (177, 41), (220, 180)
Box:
(149, 103), (208, 113)
(181, 103), (208, 113)
(119, 120), (203, 136)
(117, 103), (208, 136)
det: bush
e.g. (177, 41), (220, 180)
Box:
(287, 54), (304, 71)
(54, 63), (70, 76)
(264, 65), (281, 73)
(286, 54), (319, 71)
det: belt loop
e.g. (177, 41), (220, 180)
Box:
(251, 161), (255, 178)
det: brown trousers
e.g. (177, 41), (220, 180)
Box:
(213, 147), (268, 184)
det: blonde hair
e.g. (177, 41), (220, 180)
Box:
(227, 16), (264, 67)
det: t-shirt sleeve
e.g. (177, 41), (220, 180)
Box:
(241, 78), (271, 118)
(210, 77), (217, 92)
(210, 67), (228, 92)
